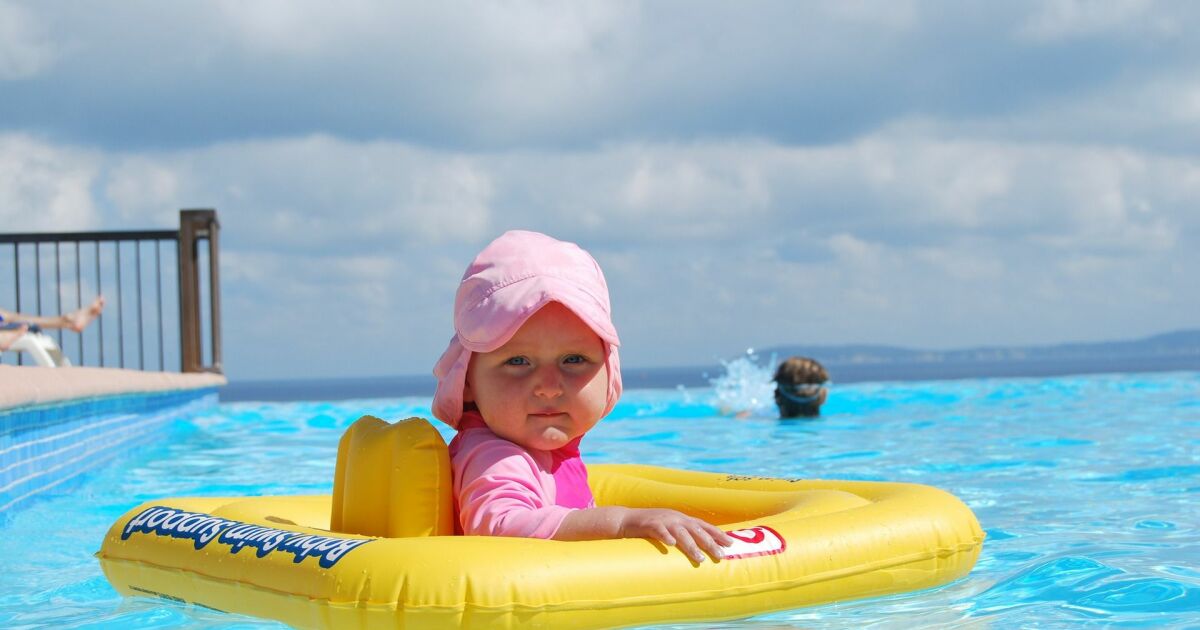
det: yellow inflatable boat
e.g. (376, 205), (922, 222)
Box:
(98, 416), (984, 628)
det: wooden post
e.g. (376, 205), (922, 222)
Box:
(207, 213), (222, 374)
(178, 209), (220, 373)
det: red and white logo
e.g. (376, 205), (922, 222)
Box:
(722, 525), (787, 560)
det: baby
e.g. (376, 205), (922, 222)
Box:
(432, 231), (732, 563)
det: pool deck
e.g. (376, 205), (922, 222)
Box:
(0, 365), (225, 411)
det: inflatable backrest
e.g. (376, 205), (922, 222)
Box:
(330, 416), (454, 537)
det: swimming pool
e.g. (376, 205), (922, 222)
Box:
(1, 366), (1197, 627)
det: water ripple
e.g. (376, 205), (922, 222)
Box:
(814, 450), (881, 461)
(1076, 578), (1200, 613)
(1088, 465), (1200, 482)
(971, 554), (1200, 620)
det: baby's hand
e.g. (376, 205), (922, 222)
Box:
(618, 508), (733, 563)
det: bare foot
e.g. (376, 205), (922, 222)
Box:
(66, 295), (105, 333)
(0, 324), (30, 351)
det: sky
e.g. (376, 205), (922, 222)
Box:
(1, 1), (1197, 380)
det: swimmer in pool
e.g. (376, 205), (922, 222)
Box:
(774, 356), (829, 419)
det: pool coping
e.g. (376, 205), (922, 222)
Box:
(0, 365), (226, 412)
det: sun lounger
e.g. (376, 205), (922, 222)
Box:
(0, 324), (71, 367)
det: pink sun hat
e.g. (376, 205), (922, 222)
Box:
(431, 230), (623, 429)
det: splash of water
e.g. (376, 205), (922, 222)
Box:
(708, 348), (778, 417)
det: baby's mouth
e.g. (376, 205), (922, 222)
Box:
(535, 408), (571, 422)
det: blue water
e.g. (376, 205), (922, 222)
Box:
(1, 364), (1198, 628)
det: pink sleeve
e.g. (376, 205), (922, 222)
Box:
(453, 433), (574, 539)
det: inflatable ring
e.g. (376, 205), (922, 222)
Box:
(98, 417), (984, 627)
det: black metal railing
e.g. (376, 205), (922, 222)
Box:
(1, 209), (222, 373)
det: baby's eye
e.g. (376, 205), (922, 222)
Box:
(562, 354), (588, 365)
(504, 356), (530, 366)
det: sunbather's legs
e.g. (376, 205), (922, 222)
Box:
(0, 324), (30, 352)
(65, 295), (106, 332)
(0, 295), (105, 332)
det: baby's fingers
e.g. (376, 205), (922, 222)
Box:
(702, 521), (735, 547)
(695, 531), (728, 562)
(646, 522), (677, 547)
(682, 523), (731, 562)
(670, 524), (707, 564)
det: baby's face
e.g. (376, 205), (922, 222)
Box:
(464, 302), (608, 451)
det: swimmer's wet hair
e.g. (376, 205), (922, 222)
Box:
(774, 356), (828, 419)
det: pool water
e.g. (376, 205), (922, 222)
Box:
(1, 366), (1198, 628)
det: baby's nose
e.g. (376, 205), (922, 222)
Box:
(532, 367), (563, 398)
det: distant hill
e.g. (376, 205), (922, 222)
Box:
(762, 329), (1200, 364)
(755, 329), (1200, 384)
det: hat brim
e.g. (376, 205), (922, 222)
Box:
(455, 275), (620, 353)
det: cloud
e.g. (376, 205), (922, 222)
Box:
(7, 2), (1200, 153)
(214, 0), (376, 56)
(0, 134), (100, 231)
(0, 1), (56, 80)
(104, 158), (181, 223)
(95, 135), (495, 251)
(1018, 0), (1172, 42)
